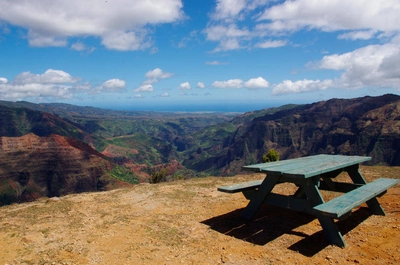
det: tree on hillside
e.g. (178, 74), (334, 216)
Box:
(262, 149), (280, 163)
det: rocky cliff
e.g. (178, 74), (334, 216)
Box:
(0, 133), (127, 205)
(185, 94), (400, 175)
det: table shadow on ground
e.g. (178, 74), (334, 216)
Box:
(201, 205), (372, 256)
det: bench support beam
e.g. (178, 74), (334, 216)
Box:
(346, 165), (386, 216)
(302, 177), (346, 247)
(240, 173), (280, 220)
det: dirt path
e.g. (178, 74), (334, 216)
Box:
(1, 166), (399, 264)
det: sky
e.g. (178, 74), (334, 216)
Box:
(0, 0), (400, 112)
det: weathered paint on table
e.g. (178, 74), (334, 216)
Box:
(219, 154), (399, 247)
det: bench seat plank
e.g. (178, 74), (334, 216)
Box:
(314, 178), (400, 219)
(218, 180), (263, 193)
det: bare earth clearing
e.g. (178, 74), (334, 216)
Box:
(1, 166), (399, 265)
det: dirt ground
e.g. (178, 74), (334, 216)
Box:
(0, 166), (399, 265)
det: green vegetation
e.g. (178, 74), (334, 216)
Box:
(108, 165), (139, 184)
(150, 168), (169, 184)
(262, 149), (280, 163)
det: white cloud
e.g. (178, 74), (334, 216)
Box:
(255, 40), (287, 48)
(178, 82), (191, 90)
(133, 84), (154, 93)
(0, 69), (131, 100)
(101, 79), (126, 91)
(318, 43), (400, 89)
(338, 30), (377, 40)
(145, 68), (173, 81)
(89, 78), (127, 94)
(272, 79), (333, 95)
(205, 24), (250, 41)
(244, 77), (269, 89)
(212, 77), (269, 89)
(0, 69), (79, 100)
(134, 94), (143, 98)
(161, 92), (170, 97)
(71, 42), (87, 51)
(101, 30), (150, 51)
(212, 79), (243, 88)
(258, 0), (400, 33)
(205, 24), (250, 51)
(212, 0), (247, 21)
(197, 82), (205, 89)
(14, 69), (77, 85)
(0, 0), (184, 50)
(211, 0), (268, 21)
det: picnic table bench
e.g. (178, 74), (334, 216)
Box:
(218, 154), (399, 247)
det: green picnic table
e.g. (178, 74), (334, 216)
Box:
(218, 154), (399, 247)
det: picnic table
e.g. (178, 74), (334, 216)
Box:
(218, 154), (399, 247)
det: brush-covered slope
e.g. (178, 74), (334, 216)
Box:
(0, 105), (85, 139)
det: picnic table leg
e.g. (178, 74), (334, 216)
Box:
(302, 178), (346, 247)
(240, 173), (280, 220)
(346, 165), (386, 216)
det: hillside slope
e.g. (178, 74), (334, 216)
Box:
(0, 133), (131, 205)
(185, 94), (400, 175)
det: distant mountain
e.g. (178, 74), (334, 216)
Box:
(0, 104), (86, 139)
(183, 94), (400, 175)
(0, 133), (131, 206)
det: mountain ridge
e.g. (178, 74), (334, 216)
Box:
(1, 94), (399, 204)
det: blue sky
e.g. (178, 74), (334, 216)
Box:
(0, 0), (399, 112)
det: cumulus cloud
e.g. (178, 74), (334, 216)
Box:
(134, 94), (143, 98)
(258, 0), (400, 34)
(0, 0), (184, 50)
(101, 79), (126, 91)
(0, 69), (131, 100)
(212, 77), (269, 89)
(178, 82), (191, 90)
(145, 68), (173, 82)
(318, 43), (400, 89)
(13, 69), (77, 85)
(133, 84), (154, 93)
(0, 69), (79, 100)
(272, 79), (333, 95)
(197, 82), (205, 89)
(243, 77), (269, 89)
(205, 0), (400, 52)
(142, 68), (174, 85)
(161, 92), (170, 97)
(212, 79), (243, 89)
(89, 78), (127, 94)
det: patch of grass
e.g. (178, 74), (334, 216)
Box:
(108, 165), (140, 184)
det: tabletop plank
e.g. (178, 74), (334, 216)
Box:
(243, 155), (371, 179)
